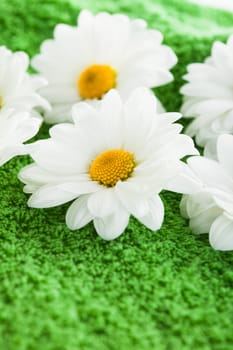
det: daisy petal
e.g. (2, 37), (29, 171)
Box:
(189, 206), (222, 234)
(87, 188), (119, 217)
(166, 160), (203, 194)
(94, 207), (129, 240)
(188, 156), (233, 193)
(204, 138), (217, 160)
(210, 214), (233, 251)
(59, 181), (100, 196)
(44, 104), (74, 124)
(180, 191), (223, 234)
(0, 145), (25, 166)
(99, 89), (123, 148)
(72, 102), (98, 124)
(136, 195), (164, 231)
(66, 195), (94, 230)
(217, 134), (233, 177)
(180, 195), (189, 219)
(40, 84), (78, 103)
(28, 185), (78, 208)
(116, 182), (150, 217)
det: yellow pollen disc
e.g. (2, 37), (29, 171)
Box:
(77, 64), (116, 99)
(89, 149), (135, 187)
(0, 96), (3, 109)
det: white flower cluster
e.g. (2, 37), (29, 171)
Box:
(1, 10), (233, 249)
(0, 47), (49, 165)
(180, 34), (233, 250)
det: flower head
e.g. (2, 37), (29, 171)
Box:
(0, 46), (49, 165)
(180, 34), (233, 158)
(32, 10), (177, 123)
(181, 134), (233, 250)
(19, 88), (197, 240)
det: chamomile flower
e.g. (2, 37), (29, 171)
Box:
(0, 46), (49, 165)
(19, 88), (197, 240)
(180, 34), (233, 158)
(181, 134), (233, 250)
(32, 10), (177, 124)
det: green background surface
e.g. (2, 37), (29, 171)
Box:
(0, 0), (233, 349)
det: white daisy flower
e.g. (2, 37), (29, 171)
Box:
(181, 134), (233, 250)
(0, 46), (50, 165)
(32, 10), (177, 124)
(180, 34), (233, 159)
(19, 88), (197, 240)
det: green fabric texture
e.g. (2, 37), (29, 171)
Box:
(0, 0), (233, 349)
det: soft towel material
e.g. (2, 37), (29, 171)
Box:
(0, 0), (232, 349)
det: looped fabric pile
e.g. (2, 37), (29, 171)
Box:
(0, 1), (232, 349)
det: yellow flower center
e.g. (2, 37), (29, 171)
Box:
(89, 149), (135, 187)
(0, 96), (3, 109)
(77, 64), (117, 99)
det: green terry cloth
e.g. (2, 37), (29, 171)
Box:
(0, 0), (233, 349)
